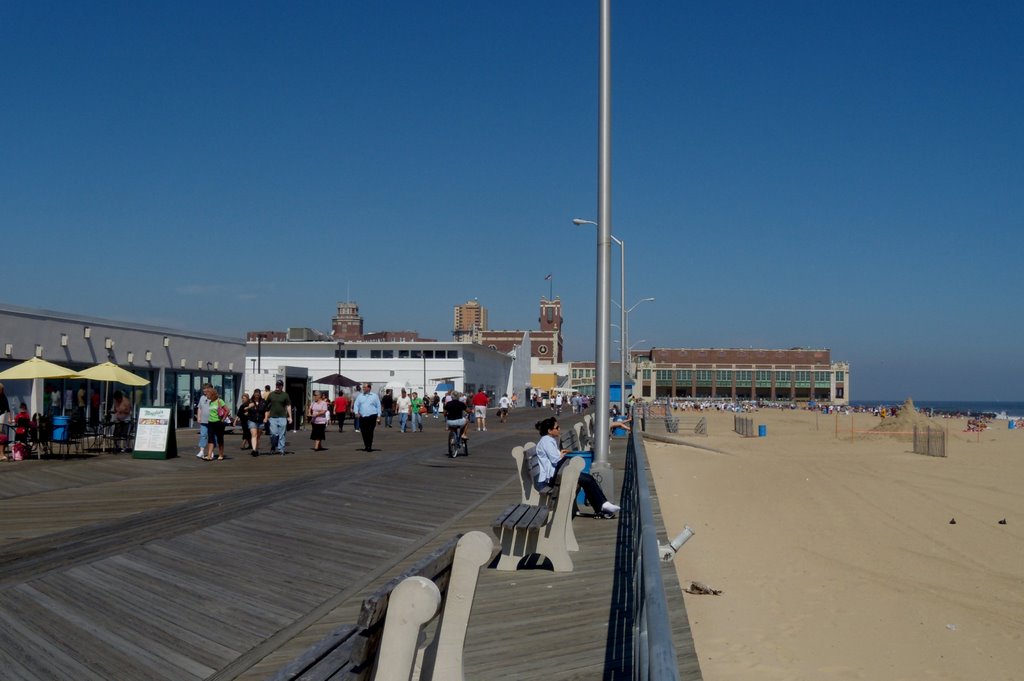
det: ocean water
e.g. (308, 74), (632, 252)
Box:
(852, 400), (1024, 418)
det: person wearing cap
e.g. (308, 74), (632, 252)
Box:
(263, 380), (292, 455)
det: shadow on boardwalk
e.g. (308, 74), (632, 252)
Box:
(0, 410), (699, 680)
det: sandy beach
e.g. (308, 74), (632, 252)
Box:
(645, 408), (1024, 681)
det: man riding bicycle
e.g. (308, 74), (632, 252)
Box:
(443, 392), (469, 442)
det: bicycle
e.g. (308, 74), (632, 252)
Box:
(447, 423), (469, 458)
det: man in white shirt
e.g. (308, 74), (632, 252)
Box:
(396, 389), (413, 433)
(498, 394), (511, 423)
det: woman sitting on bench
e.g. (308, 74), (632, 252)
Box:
(531, 417), (620, 518)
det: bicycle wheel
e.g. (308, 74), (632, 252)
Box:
(448, 430), (457, 457)
(461, 437), (469, 457)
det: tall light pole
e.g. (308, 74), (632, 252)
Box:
(574, 218), (626, 412)
(573, 0), (615, 496)
(335, 341), (345, 399)
(617, 297), (655, 379)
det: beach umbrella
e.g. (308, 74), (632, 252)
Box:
(0, 357), (81, 380)
(76, 362), (150, 386)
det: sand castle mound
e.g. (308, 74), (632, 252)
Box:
(871, 398), (935, 434)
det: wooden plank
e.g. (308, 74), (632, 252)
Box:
(0, 417), (702, 681)
(268, 624), (357, 681)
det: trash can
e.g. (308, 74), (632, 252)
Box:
(1010, 420), (1017, 430)
(565, 450), (593, 506)
(758, 424), (767, 437)
(611, 415), (629, 438)
(52, 415), (70, 443)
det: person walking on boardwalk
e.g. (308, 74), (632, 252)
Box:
(531, 417), (620, 518)
(353, 383), (382, 452)
(410, 391), (424, 432)
(264, 379), (292, 455)
(247, 389), (266, 456)
(308, 390), (329, 451)
(497, 393), (511, 423)
(381, 389), (395, 428)
(236, 392), (252, 450)
(203, 387), (229, 461)
(396, 388), (412, 433)
(471, 389), (489, 431)
(333, 391), (349, 432)
(194, 384), (212, 459)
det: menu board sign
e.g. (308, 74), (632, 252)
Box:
(133, 407), (178, 459)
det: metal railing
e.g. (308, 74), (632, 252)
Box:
(620, 429), (681, 680)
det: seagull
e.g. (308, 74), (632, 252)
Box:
(998, 518), (1007, 525)
(949, 518), (957, 524)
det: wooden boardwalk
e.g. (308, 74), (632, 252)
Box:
(0, 411), (701, 680)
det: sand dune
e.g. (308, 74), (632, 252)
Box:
(645, 408), (1024, 680)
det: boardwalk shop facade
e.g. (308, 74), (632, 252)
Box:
(0, 303), (245, 424)
(571, 347), (850, 405)
(245, 336), (522, 418)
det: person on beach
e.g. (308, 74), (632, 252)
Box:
(308, 390), (329, 451)
(531, 417), (620, 518)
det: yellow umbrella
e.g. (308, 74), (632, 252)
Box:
(76, 362), (149, 453)
(0, 357), (81, 380)
(76, 362), (150, 386)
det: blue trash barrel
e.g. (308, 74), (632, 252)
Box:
(53, 415), (71, 442)
(564, 450), (593, 505)
(758, 424), (767, 437)
(611, 415), (628, 438)
(1010, 420), (1017, 430)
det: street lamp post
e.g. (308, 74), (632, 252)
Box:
(336, 341), (345, 399)
(574, 218), (626, 412)
(617, 297), (655, 379)
(570, 0), (615, 498)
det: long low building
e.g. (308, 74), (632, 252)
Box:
(245, 337), (524, 419)
(571, 347), (850, 404)
(0, 303), (244, 424)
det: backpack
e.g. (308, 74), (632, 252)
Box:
(11, 442), (27, 461)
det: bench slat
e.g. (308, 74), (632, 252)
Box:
(295, 636), (360, 680)
(492, 503), (549, 531)
(270, 624), (359, 681)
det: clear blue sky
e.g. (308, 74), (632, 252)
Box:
(3, 2), (1022, 400)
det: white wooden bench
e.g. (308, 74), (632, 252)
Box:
(510, 444), (578, 552)
(492, 455), (583, 572)
(272, 530), (494, 681)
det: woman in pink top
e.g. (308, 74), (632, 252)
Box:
(308, 391), (329, 451)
